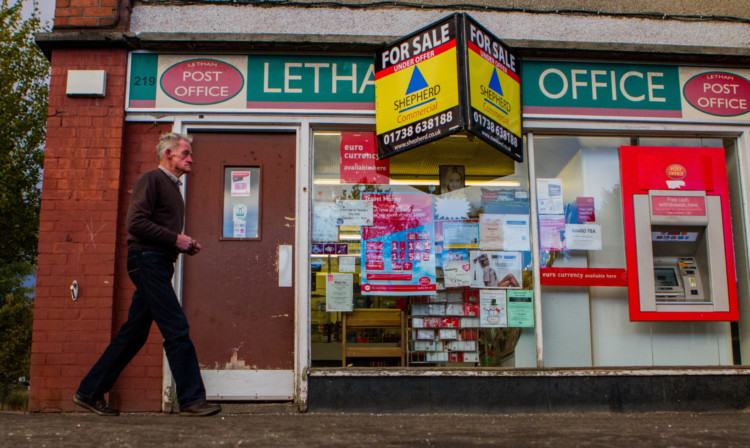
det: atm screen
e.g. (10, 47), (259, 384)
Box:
(654, 268), (679, 287)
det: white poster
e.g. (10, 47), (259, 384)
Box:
(335, 200), (373, 226)
(339, 256), (356, 273)
(565, 224), (602, 250)
(479, 214), (503, 250)
(469, 251), (522, 289)
(480, 290), (507, 328)
(502, 215), (530, 251)
(443, 259), (472, 288)
(536, 178), (563, 214)
(326, 274), (353, 312)
(312, 203), (339, 242)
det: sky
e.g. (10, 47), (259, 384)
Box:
(18, 0), (55, 26)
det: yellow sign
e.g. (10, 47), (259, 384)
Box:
(465, 18), (522, 160)
(468, 49), (521, 136)
(376, 45), (459, 135)
(375, 17), (463, 158)
(374, 14), (522, 161)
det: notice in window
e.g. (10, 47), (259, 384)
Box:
(312, 203), (339, 242)
(326, 274), (353, 312)
(335, 200), (373, 226)
(577, 197), (596, 223)
(507, 290), (534, 327)
(443, 248), (471, 288)
(442, 220), (479, 248)
(340, 131), (390, 184)
(539, 215), (566, 251)
(360, 193), (436, 295)
(537, 178), (563, 214)
(479, 214), (530, 251)
(231, 170), (251, 197)
(565, 224), (602, 250)
(479, 289), (507, 328)
(338, 256), (356, 273)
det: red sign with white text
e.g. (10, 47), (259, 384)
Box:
(161, 59), (244, 105)
(340, 132), (390, 184)
(540, 268), (628, 287)
(683, 72), (750, 117)
(651, 195), (706, 217)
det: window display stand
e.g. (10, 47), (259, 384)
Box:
(341, 309), (406, 366)
(409, 290), (481, 364)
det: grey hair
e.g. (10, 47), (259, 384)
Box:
(157, 133), (193, 161)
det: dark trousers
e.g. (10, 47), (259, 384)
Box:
(77, 247), (206, 408)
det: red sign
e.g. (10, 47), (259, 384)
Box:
(340, 132), (390, 184)
(576, 197), (595, 223)
(161, 59), (244, 105)
(651, 195), (706, 217)
(683, 72), (750, 117)
(540, 268), (628, 287)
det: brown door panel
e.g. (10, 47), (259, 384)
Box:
(182, 132), (296, 370)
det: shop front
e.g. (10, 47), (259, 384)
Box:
(123, 46), (750, 412)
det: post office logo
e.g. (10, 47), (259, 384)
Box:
(666, 164), (687, 180)
(683, 72), (750, 117)
(161, 59), (244, 105)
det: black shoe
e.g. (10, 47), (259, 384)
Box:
(73, 392), (120, 416)
(179, 401), (222, 417)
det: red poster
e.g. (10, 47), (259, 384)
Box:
(576, 197), (595, 223)
(651, 195), (706, 217)
(340, 131), (390, 184)
(540, 268), (628, 287)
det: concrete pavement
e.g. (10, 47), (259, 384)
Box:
(3, 407), (750, 447)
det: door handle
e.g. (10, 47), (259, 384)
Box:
(278, 245), (293, 287)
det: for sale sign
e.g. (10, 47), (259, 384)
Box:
(375, 16), (462, 159)
(374, 13), (522, 161)
(465, 16), (522, 161)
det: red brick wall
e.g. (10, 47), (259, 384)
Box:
(29, 47), (135, 412)
(53, 0), (130, 30)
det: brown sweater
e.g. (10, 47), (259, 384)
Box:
(126, 169), (184, 259)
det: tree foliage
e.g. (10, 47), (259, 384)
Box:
(0, 0), (48, 384)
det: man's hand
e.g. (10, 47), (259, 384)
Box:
(176, 234), (199, 254)
(187, 241), (201, 256)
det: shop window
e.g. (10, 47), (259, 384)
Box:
(534, 135), (743, 368)
(310, 130), (534, 368)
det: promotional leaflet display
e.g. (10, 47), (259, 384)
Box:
(375, 13), (522, 161)
(360, 193), (437, 295)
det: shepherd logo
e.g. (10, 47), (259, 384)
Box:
(480, 69), (511, 115)
(393, 66), (441, 113)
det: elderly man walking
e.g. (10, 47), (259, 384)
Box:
(73, 133), (220, 417)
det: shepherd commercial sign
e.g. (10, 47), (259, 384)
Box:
(374, 13), (522, 161)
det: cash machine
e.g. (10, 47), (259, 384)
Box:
(620, 146), (738, 321)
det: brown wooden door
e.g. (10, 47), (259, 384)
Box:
(181, 132), (296, 399)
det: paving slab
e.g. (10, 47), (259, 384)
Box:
(3, 409), (750, 447)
